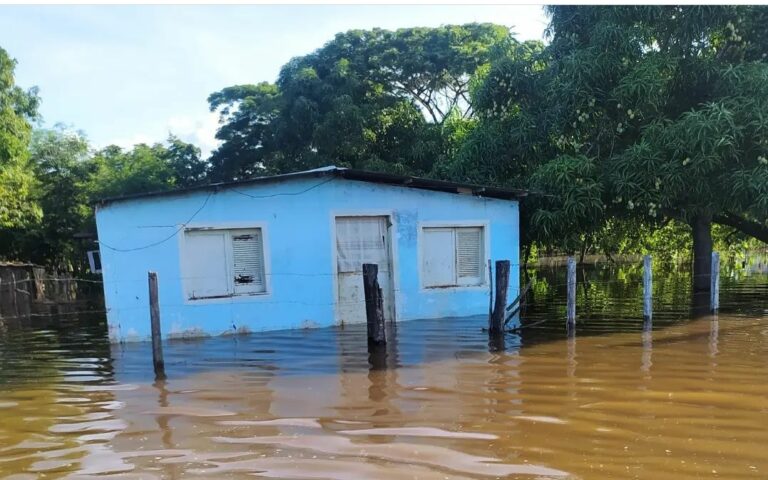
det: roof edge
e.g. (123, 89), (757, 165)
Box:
(95, 166), (527, 206)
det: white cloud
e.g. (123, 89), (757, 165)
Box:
(167, 112), (221, 158)
(101, 112), (221, 158)
(8, 5), (548, 163)
(101, 132), (155, 150)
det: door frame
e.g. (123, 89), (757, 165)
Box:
(330, 210), (398, 325)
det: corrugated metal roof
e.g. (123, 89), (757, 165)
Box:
(95, 166), (527, 205)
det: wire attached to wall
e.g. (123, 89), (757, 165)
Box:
(98, 191), (214, 252)
(229, 176), (335, 199)
(97, 177), (336, 253)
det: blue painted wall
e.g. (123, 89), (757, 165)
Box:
(96, 176), (519, 342)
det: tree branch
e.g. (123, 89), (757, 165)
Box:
(713, 212), (768, 244)
(394, 82), (441, 123)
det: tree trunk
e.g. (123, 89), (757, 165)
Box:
(690, 214), (712, 295)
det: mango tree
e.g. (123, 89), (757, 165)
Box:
(455, 6), (768, 295)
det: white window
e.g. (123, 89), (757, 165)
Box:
(422, 226), (484, 288)
(183, 228), (266, 299)
(87, 250), (102, 274)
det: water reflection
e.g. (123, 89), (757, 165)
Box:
(0, 263), (766, 478)
(641, 328), (653, 375)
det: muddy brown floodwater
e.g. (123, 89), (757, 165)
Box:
(0, 261), (766, 479)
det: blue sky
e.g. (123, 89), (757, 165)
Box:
(0, 5), (548, 156)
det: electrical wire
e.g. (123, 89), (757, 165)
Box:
(97, 191), (214, 252)
(96, 177), (335, 253)
(230, 177), (335, 199)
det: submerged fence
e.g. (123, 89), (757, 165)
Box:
(559, 253), (721, 336)
(0, 251), (743, 335)
(0, 263), (101, 323)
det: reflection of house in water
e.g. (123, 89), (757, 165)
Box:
(95, 166), (524, 342)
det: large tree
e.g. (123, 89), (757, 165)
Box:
(87, 136), (207, 200)
(25, 127), (93, 268)
(207, 24), (510, 180)
(0, 47), (41, 237)
(453, 6), (768, 294)
(16, 133), (207, 268)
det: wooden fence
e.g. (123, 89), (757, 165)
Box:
(0, 263), (91, 322)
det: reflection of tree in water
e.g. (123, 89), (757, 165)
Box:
(518, 262), (753, 339)
(0, 260), (765, 477)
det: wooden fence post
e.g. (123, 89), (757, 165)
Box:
(148, 271), (166, 380)
(490, 260), (510, 334)
(362, 263), (386, 345)
(487, 259), (493, 321)
(566, 257), (576, 333)
(10, 272), (18, 319)
(643, 255), (653, 323)
(710, 251), (720, 313)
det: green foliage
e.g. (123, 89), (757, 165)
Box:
(208, 24), (511, 180)
(4, 11), (768, 269)
(454, 6), (768, 258)
(25, 127), (93, 268)
(0, 126), (207, 268)
(207, 82), (282, 180)
(165, 135), (207, 187)
(597, 218), (692, 262)
(0, 36), (215, 269)
(530, 155), (604, 251)
(612, 63), (768, 225)
(87, 136), (207, 200)
(0, 47), (41, 233)
(88, 144), (175, 199)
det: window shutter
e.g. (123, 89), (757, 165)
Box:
(231, 230), (266, 294)
(185, 232), (230, 298)
(422, 228), (457, 287)
(456, 227), (483, 285)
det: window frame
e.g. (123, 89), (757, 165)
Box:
(418, 221), (490, 291)
(87, 249), (102, 274)
(180, 222), (271, 303)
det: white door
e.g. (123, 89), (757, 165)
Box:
(335, 216), (395, 324)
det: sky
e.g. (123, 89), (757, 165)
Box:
(0, 5), (548, 157)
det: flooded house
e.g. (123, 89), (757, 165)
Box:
(95, 166), (524, 342)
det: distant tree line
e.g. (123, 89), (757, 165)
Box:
(0, 7), (766, 290)
(0, 46), (209, 270)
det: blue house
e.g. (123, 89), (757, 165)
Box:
(95, 167), (524, 342)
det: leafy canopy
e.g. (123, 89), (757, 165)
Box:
(0, 47), (41, 230)
(87, 136), (207, 200)
(452, 6), (768, 254)
(207, 24), (511, 180)
(1, 127), (207, 267)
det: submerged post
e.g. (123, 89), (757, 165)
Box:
(148, 271), (166, 380)
(488, 259), (493, 321)
(566, 257), (576, 333)
(490, 260), (510, 334)
(643, 255), (653, 323)
(362, 263), (386, 345)
(711, 251), (720, 313)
